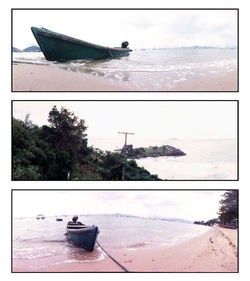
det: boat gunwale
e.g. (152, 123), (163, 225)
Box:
(66, 225), (98, 233)
(35, 27), (130, 52)
(67, 225), (88, 229)
(67, 228), (94, 234)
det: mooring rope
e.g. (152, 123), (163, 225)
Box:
(96, 241), (129, 272)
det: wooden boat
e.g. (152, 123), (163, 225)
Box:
(31, 26), (132, 62)
(67, 222), (99, 251)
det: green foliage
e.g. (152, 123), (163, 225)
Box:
(70, 163), (102, 181)
(13, 165), (42, 180)
(123, 144), (186, 159)
(124, 160), (160, 180)
(205, 218), (220, 226)
(12, 117), (72, 180)
(218, 190), (238, 224)
(47, 106), (88, 157)
(12, 107), (162, 181)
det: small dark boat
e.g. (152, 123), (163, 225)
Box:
(66, 216), (99, 251)
(31, 26), (132, 62)
(56, 218), (63, 221)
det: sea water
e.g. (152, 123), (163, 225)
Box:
(87, 138), (237, 180)
(134, 139), (237, 180)
(12, 47), (237, 90)
(13, 214), (209, 270)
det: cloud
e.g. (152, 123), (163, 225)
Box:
(94, 191), (125, 202)
(13, 190), (225, 221)
(13, 101), (237, 144)
(13, 10), (237, 49)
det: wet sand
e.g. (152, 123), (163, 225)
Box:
(12, 227), (237, 272)
(12, 63), (237, 92)
(171, 71), (237, 91)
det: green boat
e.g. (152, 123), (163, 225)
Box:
(66, 216), (99, 251)
(31, 26), (132, 62)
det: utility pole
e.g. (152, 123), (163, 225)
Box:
(118, 131), (135, 180)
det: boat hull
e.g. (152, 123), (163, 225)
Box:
(67, 225), (99, 251)
(31, 27), (131, 61)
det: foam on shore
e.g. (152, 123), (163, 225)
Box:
(12, 62), (237, 91)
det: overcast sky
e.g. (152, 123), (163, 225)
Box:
(12, 190), (225, 221)
(12, 10), (237, 49)
(13, 101), (237, 150)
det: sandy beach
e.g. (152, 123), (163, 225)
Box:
(171, 71), (237, 91)
(12, 63), (237, 92)
(12, 63), (128, 91)
(12, 227), (238, 273)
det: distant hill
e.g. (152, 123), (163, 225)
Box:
(12, 47), (21, 52)
(86, 213), (192, 223)
(22, 46), (41, 52)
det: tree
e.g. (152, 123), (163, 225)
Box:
(218, 190), (238, 224)
(12, 108), (162, 181)
(13, 116), (76, 180)
(47, 106), (88, 153)
(24, 113), (36, 129)
(46, 106), (89, 178)
(12, 118), (52, 180)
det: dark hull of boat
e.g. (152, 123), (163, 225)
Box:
(31, 27), (131, 62)
(67, 225), (99, 251)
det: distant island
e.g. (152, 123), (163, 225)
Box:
(12, 47), (21, 52)
(117, 144), (186, 159)
(12, 46), (41, 52)
(84, 213), (192, 223)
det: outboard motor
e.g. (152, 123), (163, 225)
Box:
(72, 215), (78, 223)
(121, 41), (129, 48)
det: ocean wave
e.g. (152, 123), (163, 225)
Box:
(63, 58), (236, 74)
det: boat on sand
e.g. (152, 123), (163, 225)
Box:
(66, 216), (99, 251)
(31, 26), (132, 62)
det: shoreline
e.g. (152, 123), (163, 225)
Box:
(12, 227), (238, 272)
(12, 62), (237, 91)
(12, 63), (129, 91)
